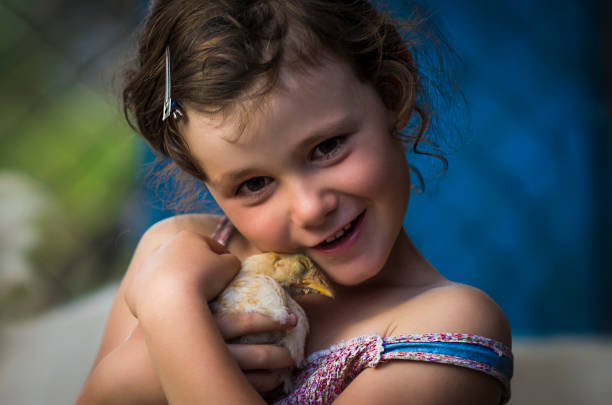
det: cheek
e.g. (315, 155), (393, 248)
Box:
(220, 202), (290, 251)
(346, 140), (410, 201)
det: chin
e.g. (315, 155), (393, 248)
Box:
(325, 255), (386, 287)
(311, 218), (404, 287)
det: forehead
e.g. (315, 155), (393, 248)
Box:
(191, 59), (360, 130)
(180, 59), (368, 181)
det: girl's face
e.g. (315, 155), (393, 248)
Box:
(181, 59), (411, 286)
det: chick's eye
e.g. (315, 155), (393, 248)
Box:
(311, 136), (345, 160)
(237, 176), (272, 195)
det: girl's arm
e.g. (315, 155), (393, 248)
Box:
(78, 218), (175, 405)
(77, 325), (165, 405)
(123, 231), (265, 404)
(77, 216), (294, 404)
(332, 285), (512, 404)
(79, 318), (295, 404)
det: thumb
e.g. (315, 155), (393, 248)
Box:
(202, 248), (242, 301)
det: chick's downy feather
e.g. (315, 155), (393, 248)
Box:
(210, 253), (333, 391)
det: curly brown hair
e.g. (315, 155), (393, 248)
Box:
(123, 0), (453, 208)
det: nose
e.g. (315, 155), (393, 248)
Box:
(287, 177), (338, 229)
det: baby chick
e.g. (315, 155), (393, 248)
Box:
(210, 252), (333, 392)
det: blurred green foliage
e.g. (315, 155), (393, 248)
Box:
(2, 88), (136, 229)
(0, 0), (142, 319)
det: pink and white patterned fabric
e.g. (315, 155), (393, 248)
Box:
(274, 333), (513, 405)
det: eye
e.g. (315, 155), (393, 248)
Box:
(311, 136), (346, 161)
(236, 176), (273, 195)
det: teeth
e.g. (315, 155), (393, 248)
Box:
(325, 229), (345, 243)
(325, 234), (338, 243)
(324, 220), (353, 244)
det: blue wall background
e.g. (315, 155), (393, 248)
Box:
(134, 0), (611, 336)
(401, 0), (611, 335)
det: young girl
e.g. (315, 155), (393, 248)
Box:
(79, 0), (513, 403)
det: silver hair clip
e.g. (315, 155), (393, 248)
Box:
(162, 46), (183, 122)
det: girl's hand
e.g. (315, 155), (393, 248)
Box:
(122, 230), (294, 396)
(125, 230), (241, 321)
(120, 231), (267, 404)
(215, 312), (298, 393)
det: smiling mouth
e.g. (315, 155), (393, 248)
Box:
(315, 211), (365, 248)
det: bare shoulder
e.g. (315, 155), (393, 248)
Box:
(390, 282), (511, 347)
(334, 283), (512, 404)
(141, 213), (221, 242)
(412, 283), (512, 347)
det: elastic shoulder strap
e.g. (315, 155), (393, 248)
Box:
(381, 334), (513, 403)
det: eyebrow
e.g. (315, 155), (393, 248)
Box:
(213, 168), (260, 188)
(212, 113), (357, 187)
(296, 113), (356, 150)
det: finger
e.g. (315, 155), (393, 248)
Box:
(228, 344), (296, 370)
(215, 312), (297, 340)
(171, 233), (241, 297)
(245, 371), (282, 393)
(197, 237), (242, 274)
(217, 251), (242, 273)
(204, 253), (242, 299)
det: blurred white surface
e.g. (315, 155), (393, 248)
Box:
(1, 284), (611, 404)
(0, 284), (116, 405)
(508, 335), (612, 404)
(0, 172), (55, 293)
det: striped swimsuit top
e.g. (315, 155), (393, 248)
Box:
(211, 217), (513, 404)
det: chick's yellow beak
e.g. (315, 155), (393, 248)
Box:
(301, 276), (334, 298)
